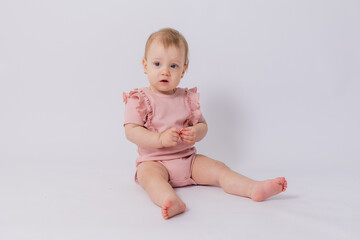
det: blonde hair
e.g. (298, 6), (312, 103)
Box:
(144, 28), (189, 65)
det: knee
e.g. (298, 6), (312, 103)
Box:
(212, 161), (232, 184)
(214, 161), (229, 173)
(209, 160), (230, 183)
(137, 161), (169, 184)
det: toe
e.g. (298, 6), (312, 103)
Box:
(283, 179), (288, 191)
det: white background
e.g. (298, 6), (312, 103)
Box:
(1, 0), (359, 239)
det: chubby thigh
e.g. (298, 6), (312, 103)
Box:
(136, 161), (170, 188)
(191, 154), (229, 186)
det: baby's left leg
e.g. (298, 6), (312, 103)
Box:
(191, 155), (287, 201)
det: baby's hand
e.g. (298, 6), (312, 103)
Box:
(180, 127), (197, 145)
(159, 127), (180, 148)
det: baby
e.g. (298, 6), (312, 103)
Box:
(123, 28), (287, 219)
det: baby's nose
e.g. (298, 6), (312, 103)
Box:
(161, 67), (170, 75)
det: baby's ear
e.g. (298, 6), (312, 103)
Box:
(142, 58), (148, 74)
(181, 64), (188, 77)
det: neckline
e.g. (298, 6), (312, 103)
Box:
(143, 87), (180, 98)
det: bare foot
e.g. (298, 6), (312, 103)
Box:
(161, 199), (186, 219)
(250, 177), (287, 202)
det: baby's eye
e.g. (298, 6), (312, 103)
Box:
(153, 62), (160, 67)
(170, 64), (178, 69)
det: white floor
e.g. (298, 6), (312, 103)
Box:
(1, 157), (359, 240)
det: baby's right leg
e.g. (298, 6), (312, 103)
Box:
(137, 161), (186, 219)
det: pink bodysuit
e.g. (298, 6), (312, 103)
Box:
(123, 87), (205, 187)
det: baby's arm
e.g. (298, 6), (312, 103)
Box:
(180, 121), (208, 145)
(125, 124), (181, 148)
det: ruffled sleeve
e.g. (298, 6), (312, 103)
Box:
(123, 89), (153, 128)
(185, 87), (205, 126)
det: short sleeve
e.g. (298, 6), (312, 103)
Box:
(186, 87), (205, 125)
(123, 89), (152, 127)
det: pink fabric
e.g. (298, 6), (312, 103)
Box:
(123, 87), (205, 164)
(134, 153), (197, 188)
(160, 154), (197, 187)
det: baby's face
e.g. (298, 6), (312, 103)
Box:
(143, 40), (188, 94)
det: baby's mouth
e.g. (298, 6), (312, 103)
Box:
(160, 80), (169, 83)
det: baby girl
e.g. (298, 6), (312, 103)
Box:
(123, 28), (287, 219)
